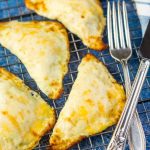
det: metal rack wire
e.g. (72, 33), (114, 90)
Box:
(0, 0), (150, 149)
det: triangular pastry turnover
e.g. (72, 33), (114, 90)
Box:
(50, 54), (126, 150)
(25, 0), (106, 50)
(0, 68), (55, 150)
(0, 21), (70, 99)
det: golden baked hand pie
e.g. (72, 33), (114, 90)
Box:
(50, 54), (126, 150)
(0, 68), (55, 150)
(0, 21), (70, 99)
(25, 0), (106, 50)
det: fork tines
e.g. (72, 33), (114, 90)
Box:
(107, 1), (132, 50)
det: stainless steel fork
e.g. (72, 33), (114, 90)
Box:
(107, 1), (146, 150)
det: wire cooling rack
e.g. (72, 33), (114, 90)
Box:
(0, 0), (150, 150)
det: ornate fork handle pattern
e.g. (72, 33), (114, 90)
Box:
(107, 59), (150, 150)
(108, 130), (126, 150)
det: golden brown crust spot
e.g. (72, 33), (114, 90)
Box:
(50, 81), (59, 87)
(85, 99), (94, 106)
(83, 53), (99, 62)
(85, 36), (107, 51)
(107, 90), (116, 101)
(25, 0), (47, 12)
(49, 87), (64, 100)
(50, 135), (85, 150)
(97, 102), (105, 114)
(30, 128), (40, 137)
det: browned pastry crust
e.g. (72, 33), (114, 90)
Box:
(25, 0), (107, 50)
(49, 54), (126, 150)
(0, 21), (70, 100)
(0, 67), (56, 149)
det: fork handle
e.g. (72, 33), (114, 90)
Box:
(121, 60), (146, 150)
(107, 59), (149, 150)
(121, 60), (131, 95)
